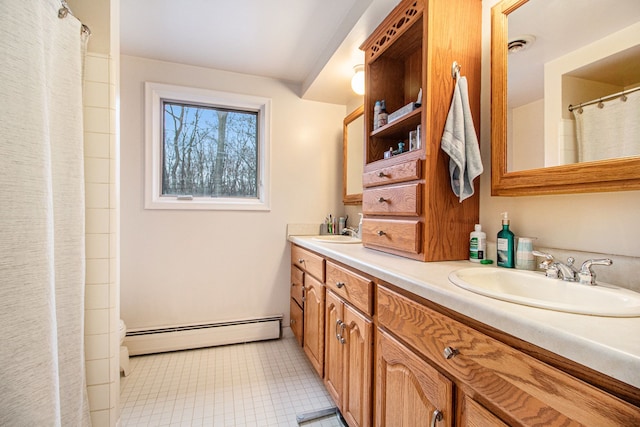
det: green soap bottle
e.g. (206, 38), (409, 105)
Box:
(497, 212), (515, 268)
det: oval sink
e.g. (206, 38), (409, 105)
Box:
(311, 235), (362, 244)
(449, 267), (640, 317)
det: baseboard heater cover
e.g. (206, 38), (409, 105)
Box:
(124, 315), (283, 356)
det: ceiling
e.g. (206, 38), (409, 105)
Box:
(120, 0), (400, 106)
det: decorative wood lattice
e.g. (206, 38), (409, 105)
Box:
(367, 1), (420, 60)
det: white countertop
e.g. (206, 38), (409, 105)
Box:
(289, 235), (640, 389)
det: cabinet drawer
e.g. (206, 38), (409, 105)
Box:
(326, 261), (373, 316)
(363, 159), (421, 188)
(291, 245), (325, 282)
(376, 285), (640, 426)
(362, 183), (421, 216)
(291, 266), (304, 307)
(361, 218), (421, 254)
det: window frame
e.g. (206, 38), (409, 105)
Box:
(144, 82), (271, 211)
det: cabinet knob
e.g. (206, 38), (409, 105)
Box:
(377, 230), (386, 236)
(430, 409), (443, 427)
(378, 197), (387, 203)
(377, 171), (387, 178)
(336, 281), (345, 288)
(443, 346), (459, 359)
(290, 319), (295, 325)
(298, 258), (304, 264)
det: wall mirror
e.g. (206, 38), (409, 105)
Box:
(343, 105), (364, 204)
(491, 0), (640, 196)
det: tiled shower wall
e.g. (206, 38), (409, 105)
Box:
(83, 52), (120, 427)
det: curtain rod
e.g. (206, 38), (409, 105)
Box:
(568, 86), (640, 112)
(58, 0), (92, 36)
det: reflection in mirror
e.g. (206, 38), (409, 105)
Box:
(507, 0), (640, 172)
(491, 0), (640, 196)
(343, 105), (364, 204)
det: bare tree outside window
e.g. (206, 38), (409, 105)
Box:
(162, 101), (258, 198)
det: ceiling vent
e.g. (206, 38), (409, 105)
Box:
(508, 35), (536, 54)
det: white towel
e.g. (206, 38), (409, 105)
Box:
(441, 76), (483, 202)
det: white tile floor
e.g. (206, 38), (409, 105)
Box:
(120, 336), (344, 426)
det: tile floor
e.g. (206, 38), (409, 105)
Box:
(119, 336), (344, 426)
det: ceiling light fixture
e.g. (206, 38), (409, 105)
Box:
(351, 64), (365, 95)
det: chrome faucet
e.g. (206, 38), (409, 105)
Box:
(533, 251), (612, 285)
(578, 258), (613, 286)
(341, 227), (359, 238)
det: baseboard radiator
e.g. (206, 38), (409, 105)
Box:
(124, 315), (283, 356)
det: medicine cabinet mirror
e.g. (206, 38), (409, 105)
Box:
(343, 105), (364, 204)
(491, 0), (640, 196)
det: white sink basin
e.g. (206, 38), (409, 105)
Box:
(311, 235), (362, 244)
(449, 267), (640, 317)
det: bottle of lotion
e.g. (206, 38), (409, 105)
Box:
(497, 212), (515, 268)
(378, 100), (388, 129)
(469, 224), (486, 263)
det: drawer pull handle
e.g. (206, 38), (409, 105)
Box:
(378, 197), (387, 203)
(377, 230), (386, 236)
(339, 322), (346, 344)
(377, 171), (387, 178)
(336, 281), (345, 289)
(443, 346), (459, 359)
(301, 287), (306, 302)
(430, 409), (443, 427)
(335, 319), (343, 341)
(290, 319), (295, 325)
(298, 258), (304, 264)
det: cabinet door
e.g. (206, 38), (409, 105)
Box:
(376, 329), (453, 427)
(290, 298), (303, 347)
(324, 291), (344, 406)
(303, 274), (325, 377)
(459, 394), (508, 427)
(343, 304), (373, 427)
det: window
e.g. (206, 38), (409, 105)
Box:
(145, 82), (271, 210)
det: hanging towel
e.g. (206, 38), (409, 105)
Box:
(441, 76), (483, 202)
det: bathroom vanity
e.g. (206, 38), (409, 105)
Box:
(289, 236), (640, 426)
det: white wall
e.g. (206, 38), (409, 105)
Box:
(480, 0), (640, 259)
(69, 0), (121, 425)
(120, 56), (345, 330)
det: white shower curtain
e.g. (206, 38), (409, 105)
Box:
(0, 0), (91, 425)
(573, 89), (640, 163)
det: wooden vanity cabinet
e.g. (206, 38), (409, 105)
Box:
(324, 261), (374, 427)
(291, 245), (326, 377)
(376, 284), (640, 426)
(360, 0), (482, 261)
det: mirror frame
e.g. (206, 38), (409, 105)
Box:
(491, 0), (640, 196)
(343, 105), (364, 204)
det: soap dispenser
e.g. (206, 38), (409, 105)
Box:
(497, 212), (515, 268)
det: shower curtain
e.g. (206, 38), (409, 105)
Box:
(0, 0), (91, 425)
(573, 89), (640, 163)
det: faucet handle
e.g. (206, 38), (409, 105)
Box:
(578, 258), (613, 286)
(533, 251), (555, 270)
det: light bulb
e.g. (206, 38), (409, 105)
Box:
(351, 65), (365, 95)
